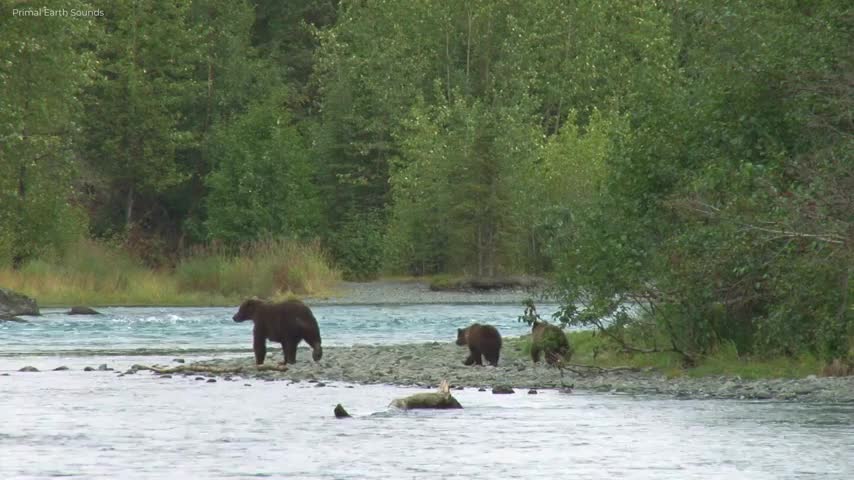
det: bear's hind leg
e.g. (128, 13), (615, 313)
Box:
(284, 338), (299, 364)
(468, 347), (484, 366)
(531, 345), (541, 363)
(485, 352), (499, 366)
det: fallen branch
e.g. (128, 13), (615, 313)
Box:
(558, 362), (644, 377)
(135, 363), (288, 375)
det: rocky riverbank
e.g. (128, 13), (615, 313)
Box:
(134, 340), (854, 403)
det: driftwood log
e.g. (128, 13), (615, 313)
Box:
(390, 380), (462, 410)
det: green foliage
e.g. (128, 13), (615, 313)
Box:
(0, 0), (848, 364)
(205, 92), (321, 245)
(0, 1), (94, 265)
(329, 210), (386, 280)
(83, 0), (202, 232)
(551, 0), (852, 361)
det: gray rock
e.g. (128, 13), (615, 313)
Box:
(206, 378), (217, 383)
(97, 364), (112, 371)
(492, 385), (515, 394)
(18, 366), (39, 372)
(53, 366), (69, 371)
(67, 306), (100, 315)
(173, 358), (185, 364)
(84, 366), (95, 372)
(159, 375), (172, 379)
(528, 389), (538, 394)
(0, 287), (39, 319)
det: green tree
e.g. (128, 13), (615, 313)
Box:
(0, 2), (95, 266)
(205, 92), (321, 245)
(83, 0), (202, 239)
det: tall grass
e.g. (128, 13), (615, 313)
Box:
(174, 239), (340, 300)
(0, 239), (340, 306)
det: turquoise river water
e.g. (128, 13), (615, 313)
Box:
(1, 305), (852, 479)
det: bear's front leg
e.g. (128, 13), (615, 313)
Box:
(281, 342), (288, 365)
(253, 331), (267, 365)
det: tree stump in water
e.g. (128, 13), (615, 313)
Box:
(334, 404), (351, 418)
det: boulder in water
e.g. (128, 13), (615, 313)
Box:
(19, 366), (39, 372)
(67, 306), (100, 315)
(0, 287), (39, 320)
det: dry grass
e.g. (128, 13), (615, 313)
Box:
(0, 239), (340, 306)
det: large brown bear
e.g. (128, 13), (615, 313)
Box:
(530, 321), (571, 365)
(456, 323), (502, 366)
(232, 298), (322, 365)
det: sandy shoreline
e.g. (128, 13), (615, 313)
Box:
(130, 340), (854, 403)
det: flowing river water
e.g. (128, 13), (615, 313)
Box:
(1, 305), (852, 479)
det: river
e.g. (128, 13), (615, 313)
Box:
(1, 305), (852, 479)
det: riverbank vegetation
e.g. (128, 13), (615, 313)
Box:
(1, 1), (849, 367)
(514, 332), (826, 380)
(0, 239), (339, 306)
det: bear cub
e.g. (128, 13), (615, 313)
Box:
(456, 323), (502, 366)
(233, 298), (322, 365)
(530, 321), (571, 365)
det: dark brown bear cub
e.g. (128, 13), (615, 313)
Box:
(456, 324), (502, 366)
(530, 321), (571, 365)
(233, 299), (322, 365)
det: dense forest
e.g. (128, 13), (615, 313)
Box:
(1, 1), (851, 362)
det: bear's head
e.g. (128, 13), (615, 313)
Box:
(455, 327), (469, 346)
(233, 298), (262, 322)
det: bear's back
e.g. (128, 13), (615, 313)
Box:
(256, 300), (318, 340)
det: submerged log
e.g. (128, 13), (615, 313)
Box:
(68, 306), (100, 315)
(390, 380), (462, 410)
